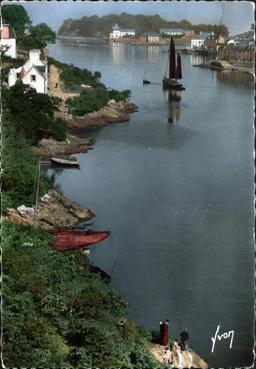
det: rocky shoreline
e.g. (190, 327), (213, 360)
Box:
(33, 134), (94, 158)
(67, 100), (138, 128)
(4, 190), (94, 231)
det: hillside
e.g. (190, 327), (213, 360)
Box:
(57, 13), (229, 37)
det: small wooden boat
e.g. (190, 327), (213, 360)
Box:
(51, 156), (80, 168)
(143, 79), (151, 85)
(143, 70), (151, 85)
(49, 229), (110, 251)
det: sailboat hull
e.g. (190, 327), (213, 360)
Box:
(162, 78), (185, 91)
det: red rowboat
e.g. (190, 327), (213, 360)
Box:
(49, 229), (110, 251)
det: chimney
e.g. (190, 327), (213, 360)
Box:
(1, 25), (10, 39)
(29, 49), (41, 65)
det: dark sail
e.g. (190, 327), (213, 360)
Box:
(169, 36), (176, 79)
(176, 52), (182, 79)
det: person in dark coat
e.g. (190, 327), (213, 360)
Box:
(180, 328), (189, 351)
(162, 320), (169, 346)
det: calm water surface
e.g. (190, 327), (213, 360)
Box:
(48, 40), (254, 367)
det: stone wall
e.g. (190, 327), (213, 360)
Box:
(217, 44), (254, 62)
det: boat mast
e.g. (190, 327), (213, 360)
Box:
(176, 52), (182, 80)
(169, 36), (176, 80)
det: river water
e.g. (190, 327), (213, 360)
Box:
(48, 40), (254, 367)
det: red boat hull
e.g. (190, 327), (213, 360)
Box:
(49, 230), (110, 251)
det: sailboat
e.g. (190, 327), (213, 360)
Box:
(162, 36), (185, 91)
(143, 70), (151, 85)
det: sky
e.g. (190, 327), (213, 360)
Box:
(2, 1), (255, 36)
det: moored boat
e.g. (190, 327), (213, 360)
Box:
(162, 36), (185, 91)
(51, 156), (80, 167)
(49, 229), (110, 251)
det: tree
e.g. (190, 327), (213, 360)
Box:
(21, 23), (56, 50)
(2, 4), (31, 40)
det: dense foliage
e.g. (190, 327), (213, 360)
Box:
(2, 223), (160, 368)
(3, 82), (66, 144)
(1, 111), (52, 209)
(48, 57), (102, 88)
(2, 4), (55, 49)
(58, 13), (229, 37)
(2, 4), (31, 40)
(66, 88), (131, 116)
(20, 23), (56, 50)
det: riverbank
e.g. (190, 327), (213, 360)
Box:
(193, 59), (254, 74)
(67, 100), (138, 128)
(3, 189), (94, 231)
(33, 134), (94, 158)
(149, 343), (208, 368)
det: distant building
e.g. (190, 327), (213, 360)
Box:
(218, 32), (254, 63)
(0, 15), (16, 58)
(145, 32), (160, 43)
(9, 49), (48, 94)
(109, 24), (135, 39)
(160, 28), (185, 37)
(205, 34), (226, 50)
(191, 32), (212, 49)
(183, 29), (195, 37)
(227, 31), (254, 47)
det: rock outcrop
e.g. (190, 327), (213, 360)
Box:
(33, 134), (94, 158)
(4, 190), (94, 230)
(67, 100), (139, 128)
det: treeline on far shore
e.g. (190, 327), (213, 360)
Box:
(58, 13), (229, 37)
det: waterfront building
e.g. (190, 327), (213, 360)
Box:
(183, 29), (195, 37)
(8, 49), (48, 93)
(217, 31), (254, 63)
(227, 31), (254, 46)
(190, 32), (212, 49)
(109, 24), (135, 39)
(0, 15), (16, 58)
(145, 32), (160, 43)
(160, 28), (184, 37)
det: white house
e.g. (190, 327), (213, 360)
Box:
(0, 17), (17, 58)
(109, 24), (135, 39)
(191, 32), (212, 49)
(8, 49), (48, 94)
(145, 32), (160, 43)
(160, 28), (184, 37)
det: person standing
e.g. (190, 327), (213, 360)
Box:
(180, 328), (189, 351)
(162, 319), (169, 346)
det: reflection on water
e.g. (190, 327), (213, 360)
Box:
(147, 45), (160, 62)
(217, 70), (254, 85)
(190, 53), (210, 65)
(112, 43), (125, 64)
(168, 100), (181, 123)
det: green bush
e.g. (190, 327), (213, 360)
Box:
(67, 88), (109, 116)
(49, 118), (67, 142)
(2, 222), (158, 368)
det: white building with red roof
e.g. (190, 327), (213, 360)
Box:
(0, 15), (17, 58)
(8, 49), (48, 94)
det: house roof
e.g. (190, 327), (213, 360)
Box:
(21, 65), (46, 81)
(145, 32), (159, 37)
(228, 31), (254, 43)
(113, 23), (120, 30)
(192, 32), (211, 40)
(160, 28), (184, 33)
(120, 28), (135, 33)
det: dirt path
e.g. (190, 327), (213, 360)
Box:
(48, 64), (79, 99)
